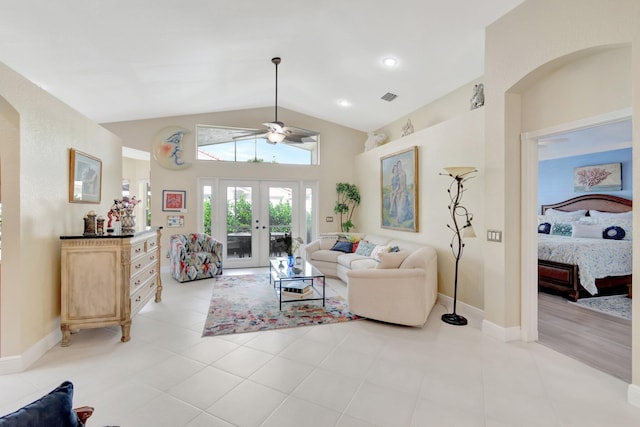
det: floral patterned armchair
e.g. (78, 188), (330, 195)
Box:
(168, 233), (223, 282)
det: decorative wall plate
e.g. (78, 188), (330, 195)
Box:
(152, 126), (192, 170)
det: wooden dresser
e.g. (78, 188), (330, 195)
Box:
(60, 227), (162, 346)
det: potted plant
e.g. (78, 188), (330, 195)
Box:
(334, 182), (361, 232)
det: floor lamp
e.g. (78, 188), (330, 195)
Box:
(441, 166), (477, 326)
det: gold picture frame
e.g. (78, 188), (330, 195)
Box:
(69, 148), (102, 204)
(380, 146), (419, 232)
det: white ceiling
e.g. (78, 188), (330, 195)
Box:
(0, 0), (524, 132)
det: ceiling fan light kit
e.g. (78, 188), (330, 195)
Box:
(233, 57), (319, 145)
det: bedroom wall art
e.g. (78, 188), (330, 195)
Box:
(573, 162), (622, 192)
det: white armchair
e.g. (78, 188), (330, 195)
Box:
(346, 246), (438, 326)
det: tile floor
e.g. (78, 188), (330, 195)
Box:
(2, 268), (640, 426)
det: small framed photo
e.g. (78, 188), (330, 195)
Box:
(69, 148), (102, 204)
(162, 190), (186, 211)
(167, 215), (184, 228)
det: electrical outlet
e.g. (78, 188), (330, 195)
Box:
(487, 230), (502, 242)
(325, 216), (333, 222)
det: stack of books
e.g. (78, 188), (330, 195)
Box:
(281, 283), (313, 299)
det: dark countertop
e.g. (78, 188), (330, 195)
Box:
(60, 226), (162, 240)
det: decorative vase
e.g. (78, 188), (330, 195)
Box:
(121, 214), (136, 234)
(287, 255), (295, 267)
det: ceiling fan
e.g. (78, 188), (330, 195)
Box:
(234, 57), (319, 144)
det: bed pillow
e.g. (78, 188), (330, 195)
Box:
(0, 381), (81, 427)
(603, 226), (626, 240)
(354, 240), (376, 257)
(589, 209), (632, 219)
(550, 223), (572, 236)
(571, 224), (602, 239)
(330, 241), (353, 253)
(545, 208), (587, 217)
(537, 223), (551, 234)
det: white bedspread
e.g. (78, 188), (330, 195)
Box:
(538, 235), (632, 295)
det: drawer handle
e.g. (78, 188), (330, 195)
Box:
(134, 279), (141, 286)
(149, 255), (155, 261)
(134, 263), (142, 270)
(149, 242), (156, 247)
(149, 269), (155, 275)
(135, 295), (141, 302)
(135, 248), (142, 253)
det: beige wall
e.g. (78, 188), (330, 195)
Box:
(375, 78), (483, 142)
(103, 107), (366, 259)
(0, 62), (122, 359)
(484, 0), (639, 386)
(356, 109), (485, 309)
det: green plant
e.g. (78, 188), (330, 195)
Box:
(333, 182), (361, 232)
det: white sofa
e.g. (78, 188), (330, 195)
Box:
(301, 233), (438, 326)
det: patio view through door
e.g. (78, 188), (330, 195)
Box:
(221, 180), (298, 268)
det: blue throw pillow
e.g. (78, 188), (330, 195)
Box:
(603, 226), (626, 240)
(550, 223), (572, 236)
(331, 241), (353, 253)
(537, 222), (551, 234)
(0, 381), (82, 427)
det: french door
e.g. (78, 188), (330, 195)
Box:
(203, 179), (306, 268)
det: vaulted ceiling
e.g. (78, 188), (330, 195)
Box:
(0, 1), (525, 131)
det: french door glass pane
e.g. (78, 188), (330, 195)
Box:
(226, 186), (252, 259)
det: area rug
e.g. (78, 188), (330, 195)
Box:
(572, 295), (632, 321)
(202, 274), (363, 337)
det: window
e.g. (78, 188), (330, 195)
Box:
(196, 125), (318, 165)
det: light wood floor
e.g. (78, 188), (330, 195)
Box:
(538, 292), (632, 382)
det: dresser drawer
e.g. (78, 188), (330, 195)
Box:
(145, 236), (159, 252)
(131, 241), (146, 259)
(130, 263), (158, 293)
(130, 249), (158, 276)
(131, 281), (156, 316)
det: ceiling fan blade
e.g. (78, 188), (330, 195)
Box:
(282, 126), (319, 137)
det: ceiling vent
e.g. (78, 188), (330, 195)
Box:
(381, 92), (398, 102)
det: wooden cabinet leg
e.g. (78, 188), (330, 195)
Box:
(61, 324), (71, 347)
(121, 321), (131, 342)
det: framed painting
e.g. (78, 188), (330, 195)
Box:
(162, 190), (186, 211)
(574, 163), (622, 192)
(69, 148), (102, 203)
(381, 146), (419, 232)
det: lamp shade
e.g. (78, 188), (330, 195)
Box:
(444, 166), (476, 178)
(267, 132), (286, 143)
(463, 224), (476, 238)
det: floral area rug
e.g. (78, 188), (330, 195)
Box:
(202, 274), (363, 337)
(572, 294), (631, 321)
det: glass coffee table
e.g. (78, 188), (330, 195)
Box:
(269, 257), (325, 310)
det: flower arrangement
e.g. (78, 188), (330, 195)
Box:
(107, 196), (140, 228)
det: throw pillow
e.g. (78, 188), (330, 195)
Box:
(571, 223), (602, 239)
(537, 222), (551, 234)
(331, 241), (353, 253)
(0, 381), (81, 427)
(351, 241), (360, 253)
(376, 250), (410, 269)
(354, 240), (376, 257)
(370, 245), (391, 261)
(603, 226), (626, 240)
(550, 223), (572, 236)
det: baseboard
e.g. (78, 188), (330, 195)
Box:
(437, 293), (484, 327)
(482, 319), (522, 342)
(0, 320), (62, 375)
(628, 384), (640, 408)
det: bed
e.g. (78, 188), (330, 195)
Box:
(537, 194), (632, 301)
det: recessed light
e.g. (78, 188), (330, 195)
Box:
(337, 99), (351, 107)
(382, 57), (398, 67)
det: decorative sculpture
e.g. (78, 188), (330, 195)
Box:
(470, 83), (485, 110)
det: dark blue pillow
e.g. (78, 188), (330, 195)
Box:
(331, 241), (353, 253)
(537, 222), (551, 234)
(603, 226), (626, 240)
(0, 381), (82, 427)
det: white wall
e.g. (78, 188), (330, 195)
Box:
(103, 107), (366, 261)
(0, 61), (122, 359)
(356, 109), (485, 309)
